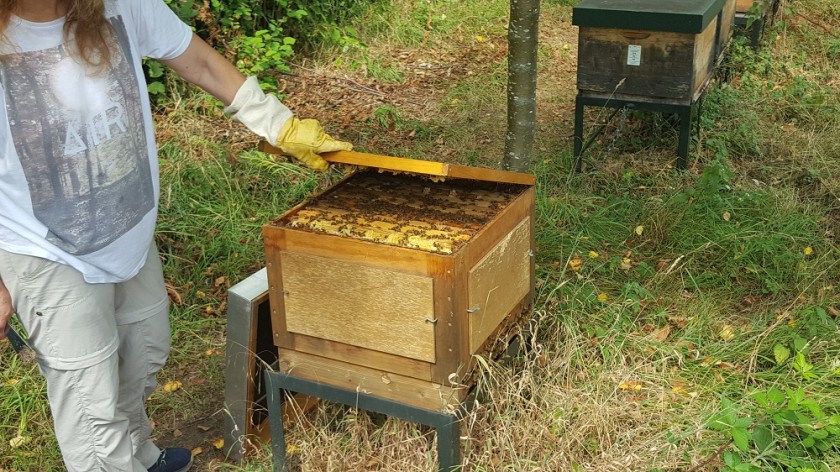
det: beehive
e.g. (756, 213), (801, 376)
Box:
(736, 0), (755, 13)
(573, 0), (733, 104)
(261, 150), (536, 411)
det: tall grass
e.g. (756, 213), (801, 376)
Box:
(1, 0), (838, 470)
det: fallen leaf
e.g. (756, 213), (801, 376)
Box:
(668, 316), (689, 329)
(213, 438), (224, 449)
(722, 211), (731, 221)
(803, 246), (814, 256)
(173, 429), (183, 438)
(648, 325), (671, 342)
(197, 425), (211, 432)
(569, 257), (583, 271)
(165, 283), (183, 306)
(214, 276), (226, 288)
(597, 293), (609, 302)
(676, 340), (696, 351)
(634, 225), (644, 236)
(719, 325), (736, 341)
(619, 380), (642, 391)
(588, 250), (599, 259)
(163, 380), (182, 393)
(9, 435), (29, 448)
(619, 257), (632, 270)
(671, 383), (689, 396)
(191, 447), (203, 456)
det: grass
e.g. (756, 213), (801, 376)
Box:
(1, 0), (839, 470)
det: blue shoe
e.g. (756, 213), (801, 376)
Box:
(147, 447), (193, 472)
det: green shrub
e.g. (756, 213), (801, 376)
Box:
(146, 0), (376, 98)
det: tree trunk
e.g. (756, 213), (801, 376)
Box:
(503, 0), (540, 172)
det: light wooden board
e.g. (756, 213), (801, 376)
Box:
(269, 227), (439, 277)
(278, 349), (464, 411)
(692, 16), (718, 101)
(291, 332), (433, 381)
(468, 217), (532, 353)
(719, 0), (737, 46)
(280, 251), (437, 363)
(735, 0), (754, 12)
(258, 143), (536, 186)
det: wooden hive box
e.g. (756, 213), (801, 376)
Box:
(736, 0), (755, 13)
(261, 149), (536, 412)
(573, 0), (733, 105)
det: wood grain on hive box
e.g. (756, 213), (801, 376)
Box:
(262, 151), (536, 411)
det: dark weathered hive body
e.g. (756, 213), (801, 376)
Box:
(573, 0), (733, 104)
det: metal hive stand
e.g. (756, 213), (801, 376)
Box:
(224, 268), (466, 471)
(573, 92), (706, 172)
(263, 370), (464, 472)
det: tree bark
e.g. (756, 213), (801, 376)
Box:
(503, 0), (540, 172)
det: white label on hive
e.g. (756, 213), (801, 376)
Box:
(627, 44), (642, 66)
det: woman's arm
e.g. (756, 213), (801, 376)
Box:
(160, 34), (352, 170)
(161, 34), (246, 106)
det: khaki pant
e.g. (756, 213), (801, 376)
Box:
(0, 244), (170, 471)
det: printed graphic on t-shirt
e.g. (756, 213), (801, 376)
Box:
(0, 16), (153, 255)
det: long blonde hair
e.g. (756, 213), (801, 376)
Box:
(0, 0), (112, 67)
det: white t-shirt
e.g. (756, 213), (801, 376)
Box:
(0, 0), (192, 283)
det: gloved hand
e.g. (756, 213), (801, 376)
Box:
(0, 281), (13, 342)
(275, 117), (352, 171)
(225, 77), (352, 171)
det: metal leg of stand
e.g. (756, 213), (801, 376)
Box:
(435, 414), (461, 471)
(264, 370), (463, 472)
(573, 95), (585, 172)
(266, 380), (287, 472)
(677, 105), (693, 170)
(750, 15), (764, 50)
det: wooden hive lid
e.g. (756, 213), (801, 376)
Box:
(572, 0), (726, 33)
(259, 142), (536, 186)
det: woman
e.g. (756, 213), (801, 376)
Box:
(0, 0), (351, 470)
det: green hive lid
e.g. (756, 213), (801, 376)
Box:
(572, 0), (726, 33)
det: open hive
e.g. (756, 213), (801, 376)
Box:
(262, 150), (536, 411)
(283, 172), (522, 254)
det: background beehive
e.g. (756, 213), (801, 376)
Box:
(573, 0), (732, 104)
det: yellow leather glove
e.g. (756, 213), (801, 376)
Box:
(275, 117), (353, 171)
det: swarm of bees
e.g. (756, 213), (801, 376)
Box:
(282, 172), (522, 254)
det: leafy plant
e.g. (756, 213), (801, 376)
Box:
(708, 386), (840, 471)
(150, 0), (376, 95)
